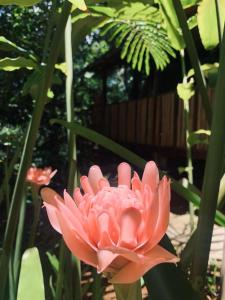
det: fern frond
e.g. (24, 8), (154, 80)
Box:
(98, 2), (176, 75)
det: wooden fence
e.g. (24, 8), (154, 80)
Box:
(92, 90), (213, 154)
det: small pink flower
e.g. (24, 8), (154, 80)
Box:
(26, 167), (57, 186)
(41, 162), (178, 283)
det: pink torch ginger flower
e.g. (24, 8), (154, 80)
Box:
(41, 162), (179, 283)
(26, 167), (57, 186)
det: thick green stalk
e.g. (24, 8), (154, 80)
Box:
(55, 15), (81, 300)
(28, 186), (41, 247)
(172, 0), (212, 126)
(114, 281), (142, 300)
(13, 193), (26, 294)
(180, 50), (195, 231)
(192, 27), (225, 293)
(0, 2), (72, 299)
(65, 15), (81, 300)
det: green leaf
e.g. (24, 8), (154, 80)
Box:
(46, 252), (59, 274)
(17, 248), (45, 300)
(0, 57), (36, 71)
(0, 36), (27, 55)
(177, 81), (195, 101)
(188, 129), (211, 146)
(144, 264), (200, 300)
(0, 0), (41, 6)
(69, 0), (87, 11)
(197, 0), (225, 49)
(181, 0), (199, 8)
(187, 14), (197, 30)
(157, 0), (185, 50)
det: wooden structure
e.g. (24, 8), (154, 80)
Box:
(92, 90), (213, 158)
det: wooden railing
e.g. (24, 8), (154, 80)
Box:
(92, 90), (213, 153)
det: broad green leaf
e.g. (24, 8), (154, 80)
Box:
(157, 0), (185, 50)
(0, 36), (27, 54)
(88, 5), (116, 17)
(144, 264), (200, 300)
(188, 129), (211, 146)
(17, 248), (45, 300)
(0, 57), (36, 71)
(69, 0), (87, 11)
(177, 81), (195, 101)
(181, 0), (199, 8)
(197, 0), (225, 49)
(0, 0), (41, 6)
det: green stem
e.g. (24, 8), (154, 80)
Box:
(55, 14), (81, 300)
(0, 146), (21, 205)
(13, 193), (26, 295)
(114, 281), (142, 300)
(191, 26), (225, 293)
(0, 2), (72, 299)
(28, 186), (41, 247)
(3, 161), (10, 213)
(180, 49), (195, 232)
(172, 0), (212, 126)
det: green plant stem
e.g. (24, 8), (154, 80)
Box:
(180, 50), (195, 232)
(191, 26), (225, 294)
(0, 146), (21, 205)
(172, 0), (212, 126)
(3, 161), (10, 213)
(114, 281), (142, 300)
(55, 14), (81, 300)
(13, 192), (26, 295)
(0, 2), (72, 299)
(28, 185), (41, 247)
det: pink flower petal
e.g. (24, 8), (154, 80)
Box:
(88, 165), (103, 193)
(80, 176), (94, 195)
(110, 245), (179, 284)
(97, 250), (118, 272)
(97, 212), (114, 248)
(73, 188), (83, 205)
(41, 188), (64, 233)
(119, 207), (141, 249)
(102, 246), (142, 263)
(56, 211), (98, 268)
(151, 176), (170, 246)
(98, 178), (110, 189)
(117, 162), (131, 188)
(44, 202), (62, 233)
(142, 161), (159, 190)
